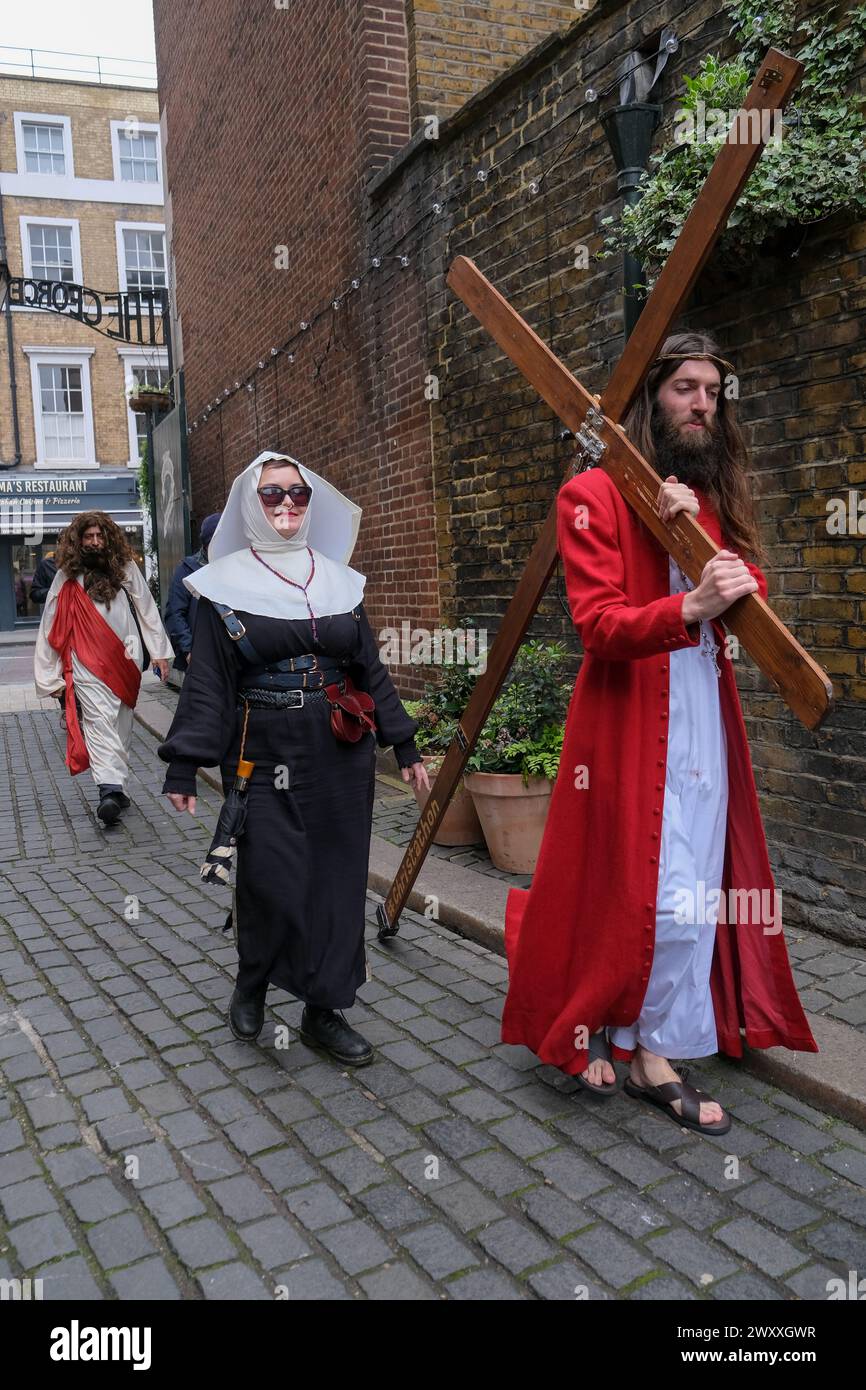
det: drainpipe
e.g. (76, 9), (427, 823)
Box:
(600, 27), (678, 342)
(601, 102), (662, 340)
(0, 186), (22, 466)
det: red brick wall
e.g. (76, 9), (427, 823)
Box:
(152, 0), (439, 685)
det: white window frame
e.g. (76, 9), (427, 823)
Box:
(19, 215), (83, 288)
(13, 112), (74, 178)
(115, 221), (167, 295)
(117, 347), (170, 467)
(110, 120), (163, 186)
(22, 346), (98, 469)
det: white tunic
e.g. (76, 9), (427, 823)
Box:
(609, 557), (729, 1059)
(34, 561), (173, 789)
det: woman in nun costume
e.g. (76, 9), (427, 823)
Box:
(159, 451), (430, 1062)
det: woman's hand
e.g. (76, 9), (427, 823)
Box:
(152, 659), (172, 682)
(657, 475), (700, 524)
(167, 792), (197, 815)
(401, 761), (431, 792)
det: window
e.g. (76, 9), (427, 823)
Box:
(23, 347), (97, 468)
(22, 122), (66, 174)
(12, 540), (52, 622)
(114, 124), (161, 183)
(20, 217), (83, 288)
(13, 112), (74, 178)
(39, 365), (86, 460)
(120, 128), (160, 181)
(132, 365), (170, 455)
(117, 347), (170, 466)
(116, 224), (167, 293)
(28, 224), (74, 282)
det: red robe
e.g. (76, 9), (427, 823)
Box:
(48, 578), (142, 776)
(502, 468), (818, 1072)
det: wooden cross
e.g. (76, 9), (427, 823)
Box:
(377, 47), (832, 940)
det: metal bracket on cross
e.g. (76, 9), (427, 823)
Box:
(572, 404), (607, 473)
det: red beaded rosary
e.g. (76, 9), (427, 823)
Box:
(250, 546), (321, 644)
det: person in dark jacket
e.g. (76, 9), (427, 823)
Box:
(164, 513), (221, 669)
(30, 553), (58, 606)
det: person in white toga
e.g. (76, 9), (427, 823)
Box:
(34, 510), (174, 825)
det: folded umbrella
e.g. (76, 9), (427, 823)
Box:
(200, 756), (255, 889)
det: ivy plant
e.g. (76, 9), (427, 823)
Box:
(599, 0), (866, 286)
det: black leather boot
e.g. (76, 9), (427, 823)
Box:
(96, 785), (125, 825)
(300, 1005), (373, 1066)
(229, 984), (267, 1041)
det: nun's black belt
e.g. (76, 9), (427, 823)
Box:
(239, 685), (345, 709)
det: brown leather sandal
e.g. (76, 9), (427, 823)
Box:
(574, 1028), (619, 1096)
(624, 1071), (731, 1135)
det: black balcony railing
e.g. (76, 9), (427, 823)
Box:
(0, 45), (157, 89)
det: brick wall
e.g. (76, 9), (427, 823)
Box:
(0, 77), (160, 177)
(154, 0), (866, 945)
(153, 0), (441, 651)
(407, 0), (582, 119)
(370, 0), (866, 946)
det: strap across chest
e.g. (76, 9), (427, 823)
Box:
(209, 601), (352, 689)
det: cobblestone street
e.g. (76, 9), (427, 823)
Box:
(1, 692), (866, 1302)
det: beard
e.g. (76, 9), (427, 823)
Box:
(80, 547), (122, 602)
(81, 548), (108, 569)
(651, 402), (726, 492)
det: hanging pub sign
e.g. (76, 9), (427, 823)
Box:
(6, 276), (168, 347)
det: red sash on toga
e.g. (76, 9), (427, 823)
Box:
(48, 578), (142, 775)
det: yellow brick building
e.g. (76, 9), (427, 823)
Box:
(0, 72), (166, 630)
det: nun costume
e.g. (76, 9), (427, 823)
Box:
(158, 451), (425, 1061)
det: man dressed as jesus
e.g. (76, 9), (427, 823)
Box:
(501, 331), (817, 1135)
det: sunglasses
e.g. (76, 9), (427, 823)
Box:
(257, 484), (312, 510)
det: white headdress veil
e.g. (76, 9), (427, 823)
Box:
(184, 451), (366, 620)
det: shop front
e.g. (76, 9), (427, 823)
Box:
(0, 472), (144, 631)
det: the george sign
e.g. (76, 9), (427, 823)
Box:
(6, 277), (168, 347)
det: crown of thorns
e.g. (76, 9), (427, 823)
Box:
(653, 351), (736, 376)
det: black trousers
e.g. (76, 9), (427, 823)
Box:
(221, 697), (376, 1007)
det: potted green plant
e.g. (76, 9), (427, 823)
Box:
(404, 650), (484, 846)
(464, 640), (570, 874)
(128, 382), (172, 413)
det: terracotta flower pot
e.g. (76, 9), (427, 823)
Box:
(412, 754), (484, 847)
(463, 770), (552, 874)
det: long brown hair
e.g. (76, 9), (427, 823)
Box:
(621, 331), (766, 564)
(56, 511), (133, 603)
